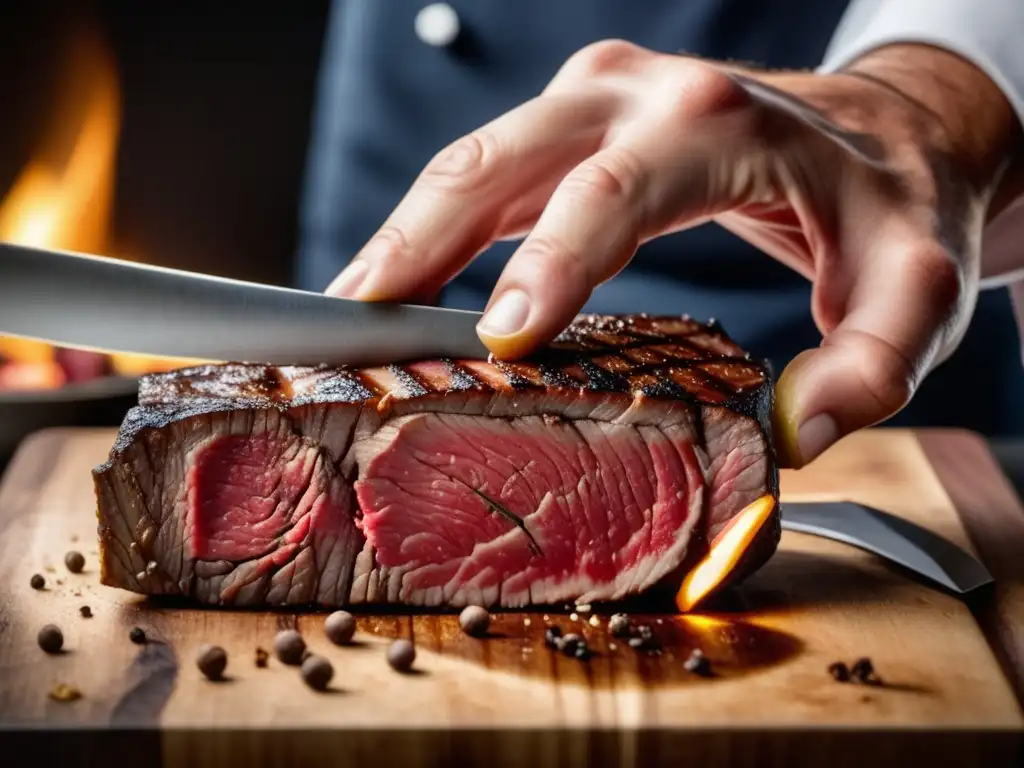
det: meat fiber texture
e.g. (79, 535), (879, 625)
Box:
(93, 314), (780, 608)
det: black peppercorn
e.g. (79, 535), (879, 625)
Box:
(828, 661), (850, 682)
(38, 624), (64, 653)
(325, 611), (357, 645)
(196, 644), (228, 681)
(79, 606), (92, 619)
(851, 657), (882, 686)
(301, 654), (334, 691)
(608, 613), (630, 637)
(274, 629), (306, 665)
(459, 606), (491, 637)
(558, 633), (582, 656)
(30, 573), (45, 590)
(544, 626), (563, 648)
(129, 627), (146, 644)
(64, 551), (85, 574)
(387, 639), (416, 673)
(684, 648), (712, 677)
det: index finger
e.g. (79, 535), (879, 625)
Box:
(325, 93), (617, 301)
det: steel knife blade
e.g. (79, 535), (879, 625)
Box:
(780, 500), (993, 595)
(0, 242), (490, 367)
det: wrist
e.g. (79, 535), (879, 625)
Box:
(842, 43), (1023, 218)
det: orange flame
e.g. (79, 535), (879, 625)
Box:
(0, 25), (192, 382)
(676, 494), (776, 613)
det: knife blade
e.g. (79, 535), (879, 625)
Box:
(0, 242), (490, 367)
(780, 501), (993, 595)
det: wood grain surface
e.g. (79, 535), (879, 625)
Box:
(1, 427), (1023, 767)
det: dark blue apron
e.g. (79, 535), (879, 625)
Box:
(297, 0), (1024, 436)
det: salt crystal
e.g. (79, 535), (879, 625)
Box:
(576, 603), (592, 613)
(523, 617), (532, 627)
(569, 613), (579, 622)
(588, 615), (600, 627)
(609, 643), (617, 651)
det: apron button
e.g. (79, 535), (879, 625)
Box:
(415, 3), (461, 48)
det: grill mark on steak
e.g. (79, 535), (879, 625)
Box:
(94, 313), (778, 608)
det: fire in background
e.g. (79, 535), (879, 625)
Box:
(0, 22), (190, 391)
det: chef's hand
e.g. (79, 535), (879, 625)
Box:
(326, 41), (1022, 468)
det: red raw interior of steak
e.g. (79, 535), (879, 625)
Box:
(93, 314), (779, 608)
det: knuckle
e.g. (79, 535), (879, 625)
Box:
(520, 234), (592, 287)
(904, 246), (966, 316)
(866, 358), (915, 414)
(420, 131), (498, 192)
(561, 151), (641, 205)
(565, 39), (645, 79)
(663, 65), (752, 121)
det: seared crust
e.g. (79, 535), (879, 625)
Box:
(93, 313), (780, 598)
(97, 313), (773, 469)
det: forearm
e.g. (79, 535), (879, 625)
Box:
(817, 0), (1024, 280)
(842, 44), (1023, 222)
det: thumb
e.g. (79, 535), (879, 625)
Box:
(772, 235), (970, 469)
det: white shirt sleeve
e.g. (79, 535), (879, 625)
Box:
(820, 0), (1024, 294)
(819, 0), (1024, 125)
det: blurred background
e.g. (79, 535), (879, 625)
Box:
(0, 0), (1022, 496)
(0, 0), (328, 459)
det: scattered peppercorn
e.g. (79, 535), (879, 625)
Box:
(274, 629), (306, 665)
(129, 627), (146, 644)
(828, 661), (850, 682)
(195, 644), (228, 680)
(255, 647), (269, 668)
(49, 683), (82, 702)
(79, 606), (92, 619)
(851, 657), (882, 686)
(30, 573), (45, 590)
(38, 624), (64, 654)
(637, 624), (654, 641)
(301, 654), (334, 691)
(325, 610), (357, 645)
(573, 643), (591, 661)
(387, 639), (416, 673)
(602, 614), (626, 638)
(684, 648), (712, 677)
(544, 626), (563, 648)
(558, 633), (583, 656)
(64, 551), (85, 574)
(459, 606), (491, 637)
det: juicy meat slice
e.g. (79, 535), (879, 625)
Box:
(93, 314), (779, 607)
(352, 412), (705, 606)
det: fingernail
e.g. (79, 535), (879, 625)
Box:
(477, 289), (531, 337)
(326, 260), (369, 297)
(797, 413), (839, 465)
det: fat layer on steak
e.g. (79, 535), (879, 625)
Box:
(93, 314), (779, 608)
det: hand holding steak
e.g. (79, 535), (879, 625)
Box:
(94, 314), (778, 608)
(328, 42), (1023, 469)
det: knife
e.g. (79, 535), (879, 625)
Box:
(780, 501), (993, 596)
(0, 245), (995, 594)
(0, 242), (490, 367)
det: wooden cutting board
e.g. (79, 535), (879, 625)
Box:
(2, 427), (1024, 767)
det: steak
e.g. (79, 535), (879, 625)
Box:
(93, 314), (779, 608)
